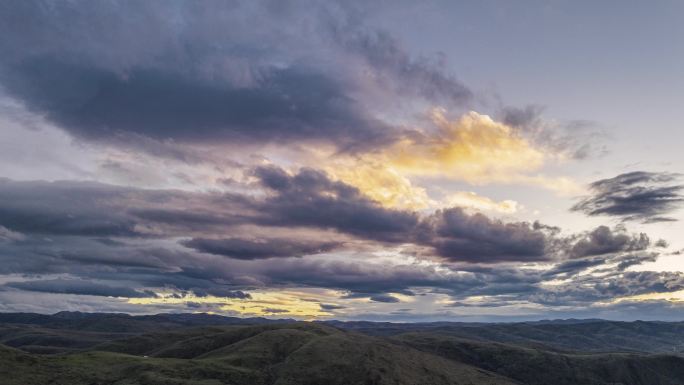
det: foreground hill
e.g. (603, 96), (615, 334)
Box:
(0, 323), (515, 385)
(3, 312), (684, 384)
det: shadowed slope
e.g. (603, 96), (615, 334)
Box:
(0, 323), (517, 385)
(397, 332), (684, 385)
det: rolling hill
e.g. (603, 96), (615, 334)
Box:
(2, 312), (684, 384)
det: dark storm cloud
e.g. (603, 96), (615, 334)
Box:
(0, 179), (232, 238)
(0, 169), (559, 264)
(530, 271), (684, 306)
(369, 294), (400, 303)
(3, 279), (155, 298)
(320, 303), (346, 311)
(253, 165), (420, 243)
(567, 225), (650, 258)
(248, 256), (474, 297)
(1, 2), (680, 319)
(1, 57), (393, 150)
(0, 178), (256, 238)
(253, 165), (558, 263)
(182, 237), (341, 260)
(0, 219), (675, 313)
(128, 207), (248, 232)
(540, 250), (657, 279)
(422, 208), (550, 263)
(0, 239), (256, 302)
(542, 257), (608, 278)
(331, 26), (472, 105)
(0, 171), (672, 311)
(572, 171), (684, 223)
(0, 178), (138, 237)
(0, 0), (474, 154)
(0, 169), (659, 270)
(612, 253), (659, 271)
(188, 288), (251, 299)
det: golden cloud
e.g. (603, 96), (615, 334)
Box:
(128, 290), (332, 319)
(611, 289), (684, 304)
(391, 109), (545, 183)
(441, 191), (519, 214)
(325, 109), (581, 210)
(326, 159), (434, 210)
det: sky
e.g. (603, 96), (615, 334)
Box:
(0, 0), (684, 321)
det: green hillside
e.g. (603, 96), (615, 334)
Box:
(3, 314), (684, 384)
(397, 332), (684, 385)
(0, 323), (516, 385)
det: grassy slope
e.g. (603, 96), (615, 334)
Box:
(424, 321), (684, 353)
(339, 320), (684, 354)
(397, 332), (684, 385)
(4, 320), (684, 385)
(0, 323), (517, 385)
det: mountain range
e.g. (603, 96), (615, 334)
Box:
(2, 312), (684, 384)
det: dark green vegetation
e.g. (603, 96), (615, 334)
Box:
(332, 318), (684, 353)
(1, 313), (684, 384)
(0, 320), (514, 385)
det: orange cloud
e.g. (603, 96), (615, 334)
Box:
(325, 109), (581, 210)
(391, 109), (544, 182)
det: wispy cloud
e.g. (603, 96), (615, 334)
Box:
(572, 171), (684, 223)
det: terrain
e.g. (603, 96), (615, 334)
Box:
(1, 312), (684, 384)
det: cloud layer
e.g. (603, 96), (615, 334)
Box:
(0, 0), (678, 321)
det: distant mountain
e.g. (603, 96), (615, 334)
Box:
(0, 311), (288, 331)
(0, 311), (290, 354)
(329, 319), (684, 354)
(397, 332), (684, 385)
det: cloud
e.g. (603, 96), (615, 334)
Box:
(253, 166), (559, 263)
(262, 307), (289, 314)
(252, 165), (420, 243)
(567, 225), (650, 258)
(0, 170), (560, 267)
(1, 57), (393, 151)
(0, 178), (257, 238)
(535, 270), (684, 306)
(0, 171), (673, 316)
(391, 110), (545, 183)
(331, 26), (472, 106)
(572, 171), (684, 223)
(422, 208), (551, 263)
(0, 1), (680, 322)
(0, 178), (139, 236)
(328, 110), (582, 202)
(441, 191), (519, 214)
(0, 0), (477, 157)
(369, 294), (401, 303)
(190, 288), (251, 299)
(185, 301), (203, 309)
(182, 237), (341, 260)
(3, 279), (155, 298)
(320, 303), (346, 311)
(0, 226), (24, 242)
(325, 159), (433, 210)
(501, 105), (608, 160)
